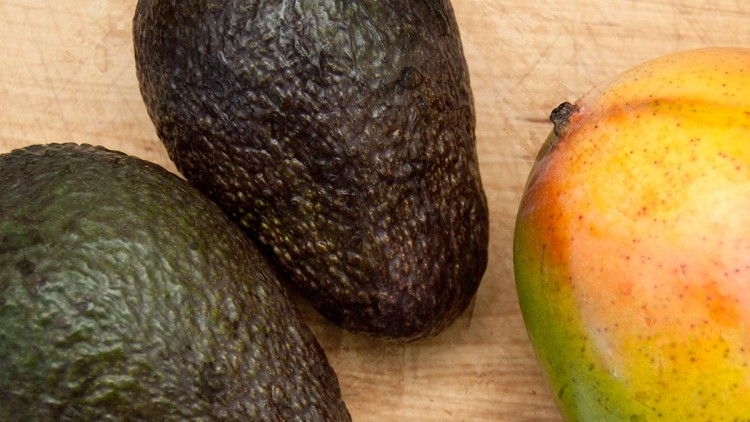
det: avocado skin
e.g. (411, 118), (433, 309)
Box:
(0, 144), (350, 421)
(133, 0), (489, 340)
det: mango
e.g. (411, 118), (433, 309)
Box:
(514, 47), (750, 420)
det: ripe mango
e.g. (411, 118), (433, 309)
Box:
(514, 47), (750, 420)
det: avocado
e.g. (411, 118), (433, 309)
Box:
(133, 0), (489, 340)
(0, 143), (350, 421)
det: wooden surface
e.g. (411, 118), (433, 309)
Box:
(1, 1), (748, 420)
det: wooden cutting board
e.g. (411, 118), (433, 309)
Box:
(2, 1), (748, 420)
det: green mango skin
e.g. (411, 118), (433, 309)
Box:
(514, 132), (638, 421)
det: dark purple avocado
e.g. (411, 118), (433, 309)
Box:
(133, 0), (489, 341)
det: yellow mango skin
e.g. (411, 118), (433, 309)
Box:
(514, 48), (750, 421)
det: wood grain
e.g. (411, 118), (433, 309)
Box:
(1, 1), (748, 420)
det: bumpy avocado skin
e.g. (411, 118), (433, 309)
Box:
(0, 144), (350, 421)
(133, 0), (489, 340)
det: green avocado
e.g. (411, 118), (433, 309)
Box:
(0, 143), (350, 421)
(133, 0), (489, 340)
